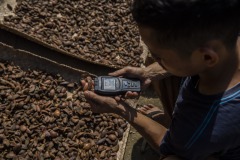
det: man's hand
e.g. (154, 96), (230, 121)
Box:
(109, 66), (151, 88)
(84, 91), (126, 114)
(109, 66), (151, 98)
(109, 63), (170, 98)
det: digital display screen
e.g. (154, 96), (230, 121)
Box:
(103, 78), (116, 90)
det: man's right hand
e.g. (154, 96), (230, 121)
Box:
(109, 66), (152, 88)
(108, 62), (170, 98)
(109, 66), (152, 98)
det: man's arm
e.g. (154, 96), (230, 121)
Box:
(143, 62), (171, 81)
(119, 102), (167, 151)
(84, 91), (167, 152)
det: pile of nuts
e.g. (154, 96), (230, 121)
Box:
(0, 61), (127, 159)
(3, 0), (143, 68)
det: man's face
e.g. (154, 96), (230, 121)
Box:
(139, 26), (205, 77)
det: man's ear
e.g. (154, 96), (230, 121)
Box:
(199, 47), (219, 67)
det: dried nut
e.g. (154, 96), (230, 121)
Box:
(71, 116), (79, 123)
(6, 151), (16, 159)
(13, 143), (21, 153)
(50, 130), (58, 138)
(20, 125), (27, 132)
(117, 128), (124, 138)
(44, 80), (51, 85)
(78, 140), (84, 148)
(100, 150), (106, 158)
(81, 80), (86, 87)
(97, 138), (106, 145)
(54, 110), (61, 117)
(46, 130), (52, 137)
(77, 120), (86, 127)
(3, 139), (10, 146)
(112, 144), (119, 152)
(49, 89), (55, 97)
(83, 82), (88, 91)
(7, 4), (13, 11)
(67, 83), (75, 88)
(108, 134), (117, 141)
(83, 143), (91, 151)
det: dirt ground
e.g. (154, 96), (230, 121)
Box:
(123, 89), (163, 160)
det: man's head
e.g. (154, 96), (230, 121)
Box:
(132, 0), (240, 76)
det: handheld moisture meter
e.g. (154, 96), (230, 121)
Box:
(94, 76), (141, 95)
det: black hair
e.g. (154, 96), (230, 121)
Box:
(132, 0), (240, 57)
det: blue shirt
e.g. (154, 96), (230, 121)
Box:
(160, 76), (240, 160)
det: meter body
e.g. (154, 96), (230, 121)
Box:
(94, 76), (141, 95)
